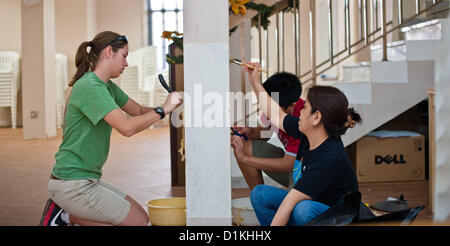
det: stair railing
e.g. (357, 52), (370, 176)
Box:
(251, 0), (446, 87)
(232, 0), (446, 125)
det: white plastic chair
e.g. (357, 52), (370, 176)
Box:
(0, 51), (20, 128)
(127, 46), (157, 91)
(118, 46), (158, 107)
(54, 53), (69, 129)
(140, 46), (157, 89)
(117, 46), (167, 127)
(119, 65), (140, 102)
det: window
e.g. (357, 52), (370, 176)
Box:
(147, 0), (183, 71)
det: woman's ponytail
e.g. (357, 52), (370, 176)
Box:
(345, 108), (362, 129)
(69, 31), (128, 86)
(307, 86), (363, 137)
(70, 41), (92, 86)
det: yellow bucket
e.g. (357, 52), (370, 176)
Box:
(146, 197), (186, 226)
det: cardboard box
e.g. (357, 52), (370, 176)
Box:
(347, 132), (425, 183)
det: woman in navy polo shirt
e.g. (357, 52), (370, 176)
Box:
(231, 63), (362, 226)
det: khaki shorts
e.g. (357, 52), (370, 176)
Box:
(252, 140), (294, 190)
(48, 178), (130, 225)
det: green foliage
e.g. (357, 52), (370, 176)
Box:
(166, 54), (184, 64)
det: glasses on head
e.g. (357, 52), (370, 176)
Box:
(108, 35), (127, 45)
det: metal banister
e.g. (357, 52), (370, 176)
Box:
(248, 0), (445, 86)
(237, 0), (446, 122)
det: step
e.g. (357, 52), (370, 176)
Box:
(231, 131), (287, 189)
(371, 61), (408, 83)
(425, 0), (450, 18)
(343, 60), (434, 84)
(371, 40), (441, 62)
(370, 40), (406, 62)
(401, 18), (443, 40)
(342, 62), (371, 82)
(342, 61), (434, 146)
(343, 61), (405, 83)
(317, 81), (372, 105)
(231, 175), (282, 189)
(371, 60), (434, 84)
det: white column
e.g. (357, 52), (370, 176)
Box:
(434, 18), (450, 223)
(184, 0), (231, 226)
(21, 0), (56, 139)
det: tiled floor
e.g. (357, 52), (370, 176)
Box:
(0, 127), (436, 226)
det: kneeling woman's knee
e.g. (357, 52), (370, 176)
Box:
(120, 207), (149, 226)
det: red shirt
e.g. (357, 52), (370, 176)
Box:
(260, 98), (305, 156)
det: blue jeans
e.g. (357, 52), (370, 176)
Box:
(250, 185), (330, 226)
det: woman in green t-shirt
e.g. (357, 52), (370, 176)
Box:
(39, 31), (183, 226)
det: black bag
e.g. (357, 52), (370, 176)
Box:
(355, 206), (425, 225)
(303, 191), (424, 226)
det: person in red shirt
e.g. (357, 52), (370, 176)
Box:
(238, 63), (361, 226)
(232, 72), (304, 190)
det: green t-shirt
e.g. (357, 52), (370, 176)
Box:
(52, 71), (129, 180)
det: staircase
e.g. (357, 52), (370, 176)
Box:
(322, 18), (446, 147)
(230, 0), (449, 188)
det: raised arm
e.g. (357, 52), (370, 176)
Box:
(246, 63), (287, 132)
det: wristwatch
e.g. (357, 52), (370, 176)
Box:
(154, 107), (165, 119)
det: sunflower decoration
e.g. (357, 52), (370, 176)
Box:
(162, 31), (183, 49)
(229, 0), (250, 15)
(161, 31), (183, 41)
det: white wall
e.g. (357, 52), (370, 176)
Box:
(55, 0), (95, 82)
(0, 0), (147, 130)
(96, 0), (146, 52)
(0, 0), (21, 53)
(0, 0), (22, 127)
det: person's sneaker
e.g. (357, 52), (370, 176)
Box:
(39, 199), (68, 226)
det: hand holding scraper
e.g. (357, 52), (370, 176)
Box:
(157, 74), (183, 114)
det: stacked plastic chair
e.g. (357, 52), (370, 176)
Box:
(120, 46), (157, 107)
(119, 65), (140, 103)
(117, 46), (171, 127)
(0, 51), (20, 129)
(140, 46), (157, 89)
(54, 53), (69, 129)
(138, 46), (157, 107)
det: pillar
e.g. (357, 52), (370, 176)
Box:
(434, 18), (450, 223)
(21, 0), (56, 139)
(184, 0), (231, 225)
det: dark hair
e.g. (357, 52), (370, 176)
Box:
(70, 31), (128, 86)
(263, 72), (302, 108)
(307, 86), (362, 136)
